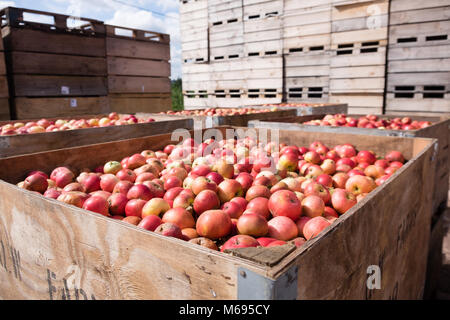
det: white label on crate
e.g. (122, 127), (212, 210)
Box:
(61, 86), (70, 95)
(70, 99), (78, 108)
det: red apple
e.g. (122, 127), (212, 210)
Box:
(155, 223), (183, 239)
(221, 201), (244, 219)
(303, 216), (331, 240)
(141, 198), (170, 218)
(345, 175), (377, 195)
(162, 207), (195, 229)
(217, 179), (244, 203)
(245, 185), (271, 201)
(221, 235), (259, 252)
(193, 190), (221, 215)
(237, 213), (269, 237)
(268, 190), (302, 221)
(196, 210), (232, 240)
(82, 196), (110, 216)
(245, 197), (270, 220)
(23, 173), (48, 193)
(107, 193), (128, 216)
(125, 199), (147, 217)
(331, 189), (357, 214)
(267, 216), (298, 241)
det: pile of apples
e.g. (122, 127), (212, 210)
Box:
(304, 114), (432, 130)
(160, 107), (273, 117)
(0, 113), (156, 136)
(18, 137), (406, 252)
(260, 103), (328, 108)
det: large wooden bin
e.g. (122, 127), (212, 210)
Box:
(0, 127), (437, 299)
(247, 102), (348, 116)
(0, 114), (193, 158)
(143, 108), (298, 128)
(1, 7), (108, 120)
(106, 25), (172, 114)
(249, 114), (450, 214)
(0, 34), (9, 120)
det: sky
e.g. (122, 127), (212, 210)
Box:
(0, 0), (182, 79)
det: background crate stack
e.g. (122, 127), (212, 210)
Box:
(181, 0), (283, 109)
(283, 0), (332, 103)
(386, 0), (450, 116)
(1, 7), (109, 120)
(329, 0), (389, 114)
(0, 35), (9, 120)
(106, 25), (172, 114)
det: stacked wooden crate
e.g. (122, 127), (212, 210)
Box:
(181, 0), (284, 109)
(329, 0), (389, 114)
(386, 0), (450, 116)
(0, 35), (9, 120)
(283, 0), (332, 103)
(1, 7), (109, 120)
(106, 25), (171, 114)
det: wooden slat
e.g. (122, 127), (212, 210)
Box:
(13, 96), (109, 120)
(389, 6), (450, 25)
(107, 57), (170, 77)
(390, 0), (450, 12)
(388, 58), (450, 73)
(106, 37), (170, 61)
(108, 95), (172, 114)
(9, 52), (107, 76)
(2, 27), (106, 57)
(0, 98), (10, 120)
(108, 76), (170, 94)
(13, 75), (107, 97)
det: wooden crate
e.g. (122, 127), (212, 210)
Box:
(11, 96), (109, 120)
(249, 114), (450, 213)
(0, 114), (193, 158)
(286, 76), (330, 104)
(105, 25), (171, 114)
(180, 0), (209, 64)
(108, 93), (172, 114)
(389, 0), (450, 25)
(385, 73), (450, 115)
(1, 7), (107, 97)
(245, 102), (348, 116)
(149, 108), (296, 128)
(0, 127), (437, 299)
(0, 34), (9, 120)
(330, 93), (384, 114)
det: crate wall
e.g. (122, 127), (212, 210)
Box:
(283, 0), (332, 103)
(386, 0), (450, 115)
(329, 0), (389, 114)
(1, 7), (109, 120)
(105, 25), (172, 114)
(0, 34), (9, 120)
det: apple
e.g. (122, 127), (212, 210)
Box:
(323, 206), (339, 220)
(206, 171), (225, 186)
(266, 240), (288, 247)
(385, 151), (405, 163)
(320, 159), (336, 175)
(162, 207), (195, 229)
(104, 161), (122, 175)
(221, 235), (259, 252)
(107, 193), (128, 216)
(356, 150), (376, 165)
(126, 184), (153, 201)
(316, 174), (333, 188)
(217, 179), (244, 203)
(256, 237), (278, 247)
(245, 197), (270, 219)
(230, 197), (248, 211)
(116, 169), (136, 183)
(280, 177), (302, 192)
(332, 172), (349, 189)
(112, 180), (134, 195)
(268, 190), (302, 221)
(303, 216), (331, 240)
(172, 191), (195, 211)
(301, 195), (325, 218)
(295, 216), (311, 238)
(267, 216), (298, 241)
(277, 152), (298, 171)
(82, 196), (110, 216)
(50, 167), (75, 188)
(196, 210), (232, 240)
(374, 159), (390, 169)
(57, 191), (89, 208)
(181, 228), (199, 240)
(191, 164), (211, 177)
(44, 188), (62, 199)
(189, 237), (219, 250)
(304, 151), (321, 164)
(23, 173), (48, 193)
(191, 176), (217, 195)
(97, 171), (119, 190)
(89, 190), (111, 200)
(235, 172), (254, 192)
(331, 189), (357, 214)
(164, 175), (183, 191)
(193, 189), (221, 215)
(141, 198), (170, 218)
(122, 216), (142, 226)
(127, 154), (147, 170)
(135, 172), (156, 184)
(245, 185), (271, 201)
(155, 223), (183, 239)
(125, 199), (147, 217)
(345, 175), (377, 195)
(143, 180), (165, 199)
(221, 201), (244, 219)
(290, 237), (306, 247)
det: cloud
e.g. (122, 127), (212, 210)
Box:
(0, 1), (15, 9)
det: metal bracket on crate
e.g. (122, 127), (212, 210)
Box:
(237, 265), (298, 300)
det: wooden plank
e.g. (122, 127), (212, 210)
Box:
(389, 21), (450, 46)
(329, 92), (384, 107)
(180, 0), (208, 14)
(0, 98), (10, 120)
(108, 95), (172, 114)
(389, 6), (450, 25)
(107, 57), (170, 77)
(105, 25), (169, 44)
(330, 78), (385, 92)
(13, 96), (109, 120)
(285, 53), (330, 67)
(330, 65), (385, 78)
(388, 44), (450, 61)
(9, 52), (107, 76)
(0, 117), (193, 158)
(332, 27), (388, 43)
(106, 37), (170, 61)
(331, 48), (386, 67)
(332, 0), (389, 20)
(387, 72), (450, 87)
(332, 14), (388, 33)
(284, 9), (331, 27)
(2, 27), (106, 57)
(388, 58), (450, 73)
(0, 53), (6, 76)
(390, 0), (450, 12)
(0, 77), (8, 98)
(385, 96), (450, 114)
(108, 76), (170, 94)
(284, 22), (331, 38)
(286, 65), (330, 77)
(12, 75), (107, 97)
(284, 0), (331, 11)
(208, 0), (243, 13)
(286, 76), (330, 88)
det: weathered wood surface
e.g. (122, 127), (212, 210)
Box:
(12, 96), (109, 120)
(249, 103), (348, 116)
(0, 117), (193, 158)
(108, 93), (172, 114)
(0, 127), (437, 299)
(0, 98), (10, 121)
